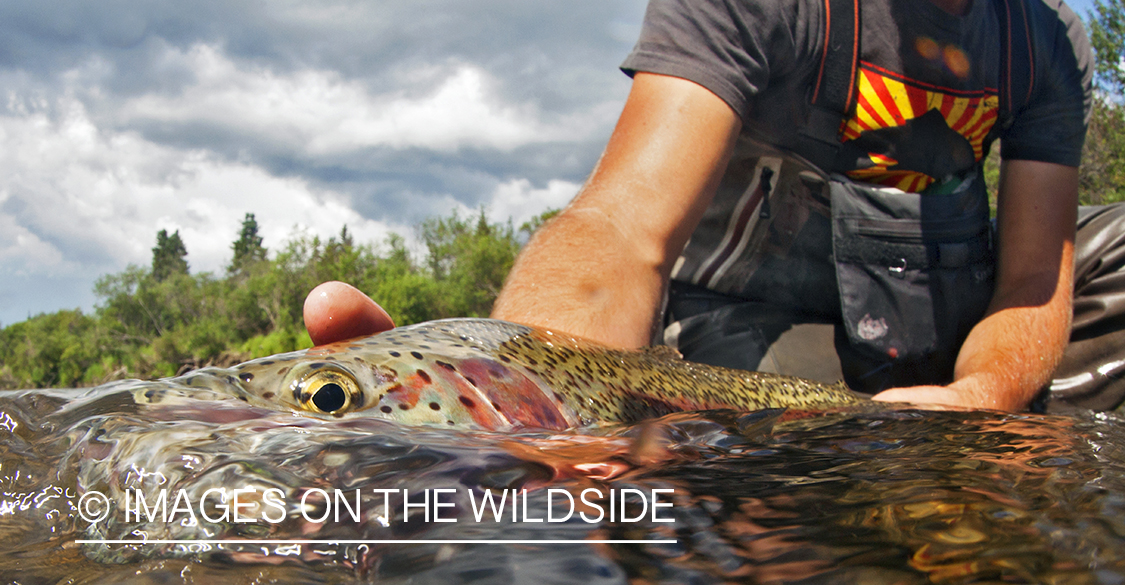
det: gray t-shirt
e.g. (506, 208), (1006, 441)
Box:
(621, 0), (1092, 301)
(622, 0), (1092, 182)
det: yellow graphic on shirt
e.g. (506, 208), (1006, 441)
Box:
(840, 65), (999, 193)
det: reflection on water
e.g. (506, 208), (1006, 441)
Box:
(2, 384), (1125, 583)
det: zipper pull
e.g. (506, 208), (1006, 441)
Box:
(758, 166), (774, 220)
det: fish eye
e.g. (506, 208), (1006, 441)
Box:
(296, 368), (361, 415)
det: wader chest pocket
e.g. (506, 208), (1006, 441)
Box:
(831, 179), (994, 376)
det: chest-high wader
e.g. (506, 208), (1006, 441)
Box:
(790, 0), (1036, 390)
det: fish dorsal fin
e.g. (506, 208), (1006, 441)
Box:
(642, 344), (683, 360)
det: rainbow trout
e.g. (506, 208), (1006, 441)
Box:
(177, 318), (864, 430)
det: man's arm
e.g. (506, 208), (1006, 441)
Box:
(874, 159), (1077, 410)
(491, 72), (743, 347)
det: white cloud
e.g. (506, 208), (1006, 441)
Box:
(0, 218), (65, 269)
(119, 44), (593, 154)
(0, 92), (401, 283)
(486, 178), (580, 226)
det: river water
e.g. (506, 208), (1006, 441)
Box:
(1, 383), (1124, 584)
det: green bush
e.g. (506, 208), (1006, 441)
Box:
(0, 208), (538, 388)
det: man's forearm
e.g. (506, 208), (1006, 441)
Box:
(946, 262), (1074, 410)
(491, 73), (742, 347)
(491, 206), (670, 347)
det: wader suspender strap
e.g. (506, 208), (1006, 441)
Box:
(996, 0), (1036, 132)
(795, 0), (1035, 172)
(795, 0), (860, 172)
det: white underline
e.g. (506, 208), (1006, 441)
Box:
(76, 539), (675, 545)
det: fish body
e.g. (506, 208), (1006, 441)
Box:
(174, 318), (864, 430)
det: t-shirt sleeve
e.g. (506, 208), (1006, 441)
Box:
(620, 0), (819, 121)
(999, 0), (1092, 167)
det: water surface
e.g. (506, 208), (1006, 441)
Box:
(1, 383), (1123, 584)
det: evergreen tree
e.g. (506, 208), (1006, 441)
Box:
(152, 229), (189, 282)
(229, 213), (267, 275)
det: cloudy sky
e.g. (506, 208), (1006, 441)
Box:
(0, 0), (650, 326)
(0, 0), (1099, 326)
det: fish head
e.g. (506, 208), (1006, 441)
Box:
(224, 320), (577, 430)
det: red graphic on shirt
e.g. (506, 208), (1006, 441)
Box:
(840, 63), (999, 193)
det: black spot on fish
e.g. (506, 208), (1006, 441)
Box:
(429, 402), (441, 410)
(435, 361), (456, 371)
(145, 390), (156, 399)
(260, 360), (275, 366)
(390, 351), (401, 358)
(447, 420), (455, 425)
(499, 355), (511, 363)
(491, 401), (502, 412)
(262, 392), (275, 399)
(238, 396), (248, 402)
(410, 351), (424, 360)
(277, 366), (291, 377)
(308, 362), (327, 370)
(417, 370), (432, 384)
(381, 406), (393, 414)
(459, 396), (476, 408)
(399, 404), (411, 410)
(464, 377), (477, 387)
(239, 372), (254, 382)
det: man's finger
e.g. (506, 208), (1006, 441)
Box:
(303, 281), (395, 346)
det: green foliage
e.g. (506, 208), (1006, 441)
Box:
(0, 209), (529, 389)
(240, 327), (312, 359)
(151, 229), (189, 282)
(1090, 0), (1125, 97)
(420, 209), (521, 318)
(1080, 97), (1125, 205)
(0, 310), (99, 387)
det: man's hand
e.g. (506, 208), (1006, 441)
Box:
(303, 281), (395, 346)
(872, 382), (993, 410)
